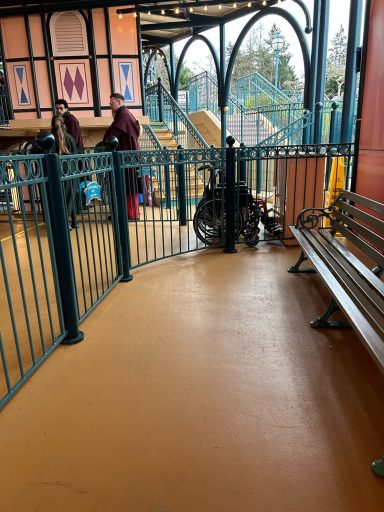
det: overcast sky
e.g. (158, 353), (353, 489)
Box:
(174, 0), (366, 79)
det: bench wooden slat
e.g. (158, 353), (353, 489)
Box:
(331, 218), (384, 268)
(290, 226), (384, 368)
(319, 229), (384, 296)
(333, 210), (384, 253)
(336, 200), (384, 235)
(343, 190), (384, 216)
(302, 229), (384, 336)
(310, 230), (384, 333)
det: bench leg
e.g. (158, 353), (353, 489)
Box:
(310, 299), (351, 328)
(372, 457), (384, 478)
(288, 250), (316, 273)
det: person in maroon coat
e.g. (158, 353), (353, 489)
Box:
(103, 93), (141, 219)
(53, 99), (84, 149)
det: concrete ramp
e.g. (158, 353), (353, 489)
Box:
(188, 110), (239, 147)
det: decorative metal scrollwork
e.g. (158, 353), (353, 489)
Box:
(0, 155), (44, 186)
(60, 153), (113, 179)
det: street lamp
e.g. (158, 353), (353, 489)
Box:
(272, 30), (284, 99)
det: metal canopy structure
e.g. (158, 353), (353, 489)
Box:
(0, 1), (305, 51)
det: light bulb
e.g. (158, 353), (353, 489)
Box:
(262, 0), (267, 5)
(204, 5), (208, 10)
(118, 13), (123, 19)
(147, 10), (151, 15)
(161, 9), (165, 14)
(248, 1), (251, 6)
(218, 4), (222, 9)
(233, 2), (237, 7)
(133, 12), (137, 17)
(189, 7), (193, 12)
(175, 8), (180, 13)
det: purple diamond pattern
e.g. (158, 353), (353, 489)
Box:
(63, 68), (74, 100)
(60, 63), (88, 104)
(74, 67), (85, 99)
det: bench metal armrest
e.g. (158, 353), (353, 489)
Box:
(294, 207), (333, 229)
(295, 191), (343, 229)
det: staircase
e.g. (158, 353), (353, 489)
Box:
(150, 122), (178, 150)
(146, 122), (204, 206)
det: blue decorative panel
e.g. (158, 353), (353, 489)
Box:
(118, 62), (135, 102)
(13, 65), (31, 106)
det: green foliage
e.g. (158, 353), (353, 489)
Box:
(228, 23), (299, 100)
(179, 65), (194, 90)
(326, 25), (347, 97)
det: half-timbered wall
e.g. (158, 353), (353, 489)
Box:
(0, 7), (142, 120)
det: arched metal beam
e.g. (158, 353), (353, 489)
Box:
(144, 48), (172, 90)
(224, 7), (311, 111)
(292, 0), (313, 33)
(175, 34), (220, 98)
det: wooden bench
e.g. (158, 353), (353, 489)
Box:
(288, 189), (384, 476)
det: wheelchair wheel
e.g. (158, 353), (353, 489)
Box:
(243, 204), (260, 247)
(193, 199), (243, 247)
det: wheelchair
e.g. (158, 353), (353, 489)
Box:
(193, 163), (282, 247)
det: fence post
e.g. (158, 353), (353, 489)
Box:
(329, 101), (339, 143)
(313, 101), (324, 144)
(224, 136), (237, 254)
(163, 147), (172, 209)
(157, 77), (164, 123)
(240, 106), (244, 143)
(176, 145), (187, 226)
(43, 145), (84, 345)
(107, 137), (133, 283)
(238, 142), (246, 184)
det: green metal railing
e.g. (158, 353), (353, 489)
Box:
(59, 152), (122, 321)
(140, 124), (163, 150)
(188, 71), (347, 145)
(0, 141), (355, 408)
(145, 79), (209, 149)
(236, 71), (292, 107)
(0, 154), (65, 408)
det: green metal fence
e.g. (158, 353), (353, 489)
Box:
(0, 154), (65, 408)
(59, 152), (122, 321)
(0, 141), (355, 408)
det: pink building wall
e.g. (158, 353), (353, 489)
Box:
(0, 6), (142, 121)
(357, 0), (384, 202)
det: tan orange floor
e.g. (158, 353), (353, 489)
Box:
(1, 243), (384, 512)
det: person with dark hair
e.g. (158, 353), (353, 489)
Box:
(103, 93), (141, 220)
(51, 115), (80, 229)
(53, 99), (84, 149)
